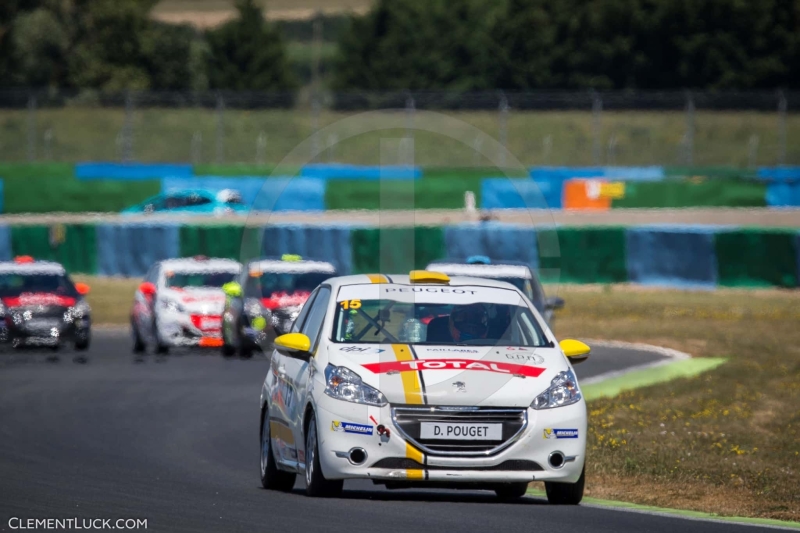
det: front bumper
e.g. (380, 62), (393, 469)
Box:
(0, 317), (91, 347)
(314, 396), (587, 486)
(156, 313), (223, 347)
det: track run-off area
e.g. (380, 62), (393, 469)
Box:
(0, 330), (790, 533)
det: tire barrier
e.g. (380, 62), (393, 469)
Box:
(351, 227), (444, 274)
(444, 223), (539, 269)
(96, 223), (180, 277)
(10, 224), (97, 274)
(261, 225), (353, 274)
(612, 179), (766, 208)
(714, 229), (798, 288)
(626, 226), (718, 288)
(3, 221), (799, 288)
(76, 163), (193, 180)
(325, 179), (483, 210)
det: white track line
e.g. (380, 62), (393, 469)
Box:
(579, 339), (691, 386)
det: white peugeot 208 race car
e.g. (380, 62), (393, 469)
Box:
(259, 271), (590, 503)
(131, 257), (242, 353)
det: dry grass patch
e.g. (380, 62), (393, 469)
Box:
(550, 285), (800, 522)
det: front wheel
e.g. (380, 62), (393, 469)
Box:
(304, 415), (343, 497)
(544, 466), (585, 505)
(260, 407), (296, 492)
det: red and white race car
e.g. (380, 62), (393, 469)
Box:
(130, 257), (241, 353)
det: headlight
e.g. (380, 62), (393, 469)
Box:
(162, 299), (185, 313)
(324, 364), (388, 407)
(66, 300), (91, 321)
(531, 369), (582, 410)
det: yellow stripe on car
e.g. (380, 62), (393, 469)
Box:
(405, 442), (424, 464)
(366, 274), (389, 284)
(391, 344), (423, 405)
(406, 469), (425, 480)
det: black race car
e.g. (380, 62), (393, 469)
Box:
(221, 255), (336, 357)
(0, 257), (92, 351)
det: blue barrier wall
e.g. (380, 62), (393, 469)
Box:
(301, 164), (421, 180)
(530, 167), (604, 180)
(481, 179), (562, 210)
(97, 223), (180, 277)
(163, 177), (326, 211)
(602, 166), (665, 181)
(77, 163), (193, 180)
(0, 224), (11, 261)
(757, 167), (800, 181)
(261, 225), (353, 274)
(765, 182), (800, 207)
(625, 226), (718, 288)
(444, 223), (539, 270)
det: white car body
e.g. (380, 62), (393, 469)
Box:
(260, 273), (588, 495)
(132, 257), (242, 348)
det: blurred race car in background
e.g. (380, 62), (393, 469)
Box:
(221, 255), (337, 357)
(0, 256), (91, 351)
(130, 256), (242, 353)
(426, 256), (564, 326)
(122, 189), (249, 216)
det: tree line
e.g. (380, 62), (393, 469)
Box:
(1, 0), (798, 92)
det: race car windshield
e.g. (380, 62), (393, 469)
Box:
(259, 272), (333, 298)
(165, 271), (236, 289)
(0, 273), (77, 298)
(331, 298), (549, 347)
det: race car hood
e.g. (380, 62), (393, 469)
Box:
(328, 343), (572, 408)
(162, 287), (226, 314)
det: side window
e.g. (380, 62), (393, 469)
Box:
(145, 265), (159, 284)
(300, 286), (331, 353)
(290, 289), (319, 334)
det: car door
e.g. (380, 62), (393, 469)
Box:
(285, 285), (331, 466)
(269, 288), (319, 467)
(135, 265), (159, 343)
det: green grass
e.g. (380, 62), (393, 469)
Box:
(2, 107), (798, 166)
(554, 285), (800, 522)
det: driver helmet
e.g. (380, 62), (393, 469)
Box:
(449, 303), (488, 342)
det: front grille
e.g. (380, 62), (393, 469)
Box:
(391, 406), (528, 457)
(370, 457), (543, 471)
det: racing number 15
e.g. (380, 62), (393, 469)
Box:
(340, 299), (361, 310)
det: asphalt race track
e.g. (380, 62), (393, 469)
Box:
(0, 331), (773, 533)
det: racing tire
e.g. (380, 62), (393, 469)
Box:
(494, 482), (529, 500)
(131, 321), (145, 354)
(154, 324), (170, 355)
(545, 466), (585, 505)
(304, 415), (343, 498)
(221, 340), (236, 358)
(260, 407), (296, 492)
(74, 338), (90, 351)
(239, 340), (253, 359)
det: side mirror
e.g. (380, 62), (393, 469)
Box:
(559, 339), (590, 364)
(274, 333), (312, 360)
(222, 281), (242, 298)
(139, 282), (157, 297)
(74, 282), (91, 296)
(546, 296), (565, 310)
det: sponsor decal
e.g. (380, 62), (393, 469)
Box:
(543, 428), (579, 439)
(3, 293), (76, 308)
(362, 359), (545, 378)
(261, 291), (311, 310)
(505, 353), (545, 364)
(331, 420), (373, 436)
(505, 347), (530, 351)
(423, 347), (479, 354)
(339, 346), (386, 353)
(452, 381), (467, 392)
(384, 287), (477, 294)
(190, 315), (222, 332)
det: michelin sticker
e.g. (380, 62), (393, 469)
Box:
(543, 428), (579, 439)
(331, 421), (374, 436)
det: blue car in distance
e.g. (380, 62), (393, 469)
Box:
(123, 189), (249, 215)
